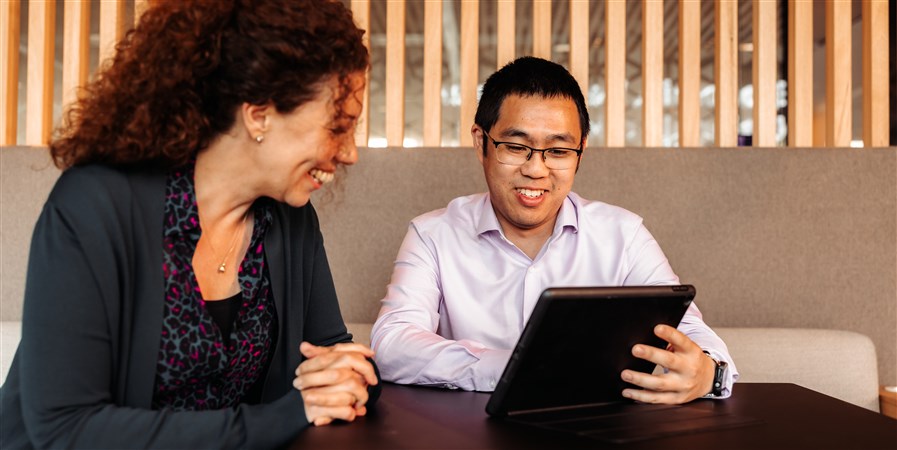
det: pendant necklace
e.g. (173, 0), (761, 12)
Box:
(212, 212), (250, 274)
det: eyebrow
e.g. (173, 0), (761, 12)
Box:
(498, 127), (577, 145)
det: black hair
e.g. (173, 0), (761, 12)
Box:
(474, 56), (590, 155)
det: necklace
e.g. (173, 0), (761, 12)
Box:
(210, 212), (250, 274)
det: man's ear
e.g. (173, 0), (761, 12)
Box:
(471, 125), (485, 164)
(241, 102), (271, 141)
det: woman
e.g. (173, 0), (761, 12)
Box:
(0, 0), (378, 447)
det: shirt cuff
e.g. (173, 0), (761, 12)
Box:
(702, 349), (737, 399)
(469, 348), (513, 392)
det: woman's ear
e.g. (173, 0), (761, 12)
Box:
(240, 102), (271, 141)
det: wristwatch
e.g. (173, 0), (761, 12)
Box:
(703, 351), (728, 397)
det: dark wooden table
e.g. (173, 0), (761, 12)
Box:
(291, 383), (897, 449)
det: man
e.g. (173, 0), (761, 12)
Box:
(371, 57), (737, 404)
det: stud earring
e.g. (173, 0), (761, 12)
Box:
(255, 135), (264, 144)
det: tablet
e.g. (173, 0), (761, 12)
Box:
(485, 285), (696, 417)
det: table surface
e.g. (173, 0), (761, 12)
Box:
(291, 382), (897, 449)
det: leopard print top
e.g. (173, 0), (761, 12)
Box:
(152, 163), (276, 410)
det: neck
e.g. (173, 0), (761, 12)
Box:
(194, 137), (258, 228)
(496, 213), (558, 261)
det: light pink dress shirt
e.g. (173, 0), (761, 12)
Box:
(371, 192), (738, 396)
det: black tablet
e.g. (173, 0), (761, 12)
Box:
(485, 285), (696, 417)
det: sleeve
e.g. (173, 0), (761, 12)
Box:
(18, 200), (308, 449)
(623, 223), (739, 398)
(370, 224), (510, 392)
(301, 213), (382, 405)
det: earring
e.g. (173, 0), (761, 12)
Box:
(254, 135), (264, 144)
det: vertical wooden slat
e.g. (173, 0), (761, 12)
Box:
(533, 0), (551, 60)
(134, 0), (149, 26)
(497, 0), (515, 69)
(642, 0), (663, 147)
(62, 1), (91, 110)
(825, 0), (851, 147)
(99, 0), (125, 67)
(862, 0), (889, 147)
(25, 0), (55, 145)
(423, 0), (442, 146)
(569, 1), (588, 100)
(459, 0), (478, 146)
(351, 0), (370, 147)
(605, 0), (625, 147)
(714, 0), (737, 147)
(385, 1), (405, 147)
(787, 0), (813, 147)
(1, 0), (21, 145)
(678, 0), (700, 147)
(752, 0), (776, 146)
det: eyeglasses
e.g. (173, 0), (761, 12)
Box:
(483, 132), (583, 170)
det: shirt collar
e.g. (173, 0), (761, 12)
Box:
(475, 193), (579, 237)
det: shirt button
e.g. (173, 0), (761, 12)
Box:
(489, 379), (496, 389)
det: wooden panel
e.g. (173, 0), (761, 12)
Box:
(533, 0), (551, 60)
(569, 1), (588, 99)
(459, 0), (478, 146)
(134, 0), (149, 26)
(605, 0), (625, 147)
(1, 0), (20, 145)
(385, 1), (405, 146)
(25, 0), (55, 146)
(99, 0), (125, 67)
(862, 0), (889, 147)
(787, 0), (813, 147)
(423, 0), (442, 146)
(714, 0), (737, 147)
(642, 0), (662, 147)
(678, 0), (700, 147)
(752, 0), (776, 146)
(497, 0), (515, 69)
(825, 0), (851, 147)
(62, 1), (91, 110)
(351, 0), (370, 146)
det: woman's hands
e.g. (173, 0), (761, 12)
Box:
(294, 342), (378, 426)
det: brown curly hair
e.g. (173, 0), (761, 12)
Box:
(50, 0), (368, 170)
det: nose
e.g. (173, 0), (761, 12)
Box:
(519, 150), (549, 177)
(336, 137), (358, 166)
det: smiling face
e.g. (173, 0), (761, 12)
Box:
(472, 94), (584, 239)
(252, 72), (365, 207)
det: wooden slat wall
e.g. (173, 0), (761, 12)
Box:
(532, 0), (551, 60)
(862, 0), (889, 147)
(459, 0), (478, 147)
(605, 0), (626, 147)
(422, 1), (442, 146)
(826, 0), (852, 147)
(351, 0), (370, 147)
(752, 0), (776, 146)
(62, 1), (91, 110)
(569, 1), (588, 100)
(714, 0), (738, 147)
(787, 0), (813, 147)
(1, 0), (20, 145)
(385, 1), (405, 147)
(99, 0), (125, 67)
(678, 0), (700, 148)
(496, 1), (515, 70)
(4, 0), (893, 149)
(642, 0), (663, 147)
(24, 0), (55, 146)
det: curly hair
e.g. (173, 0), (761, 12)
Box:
(50, 0), (368, 170)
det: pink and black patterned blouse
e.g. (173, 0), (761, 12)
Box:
(152, 163), (276, 410)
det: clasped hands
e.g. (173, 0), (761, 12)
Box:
(294, 341), (378, 426)
(620, 324), (716, 404)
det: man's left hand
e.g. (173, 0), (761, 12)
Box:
(620, 324), (715, 404)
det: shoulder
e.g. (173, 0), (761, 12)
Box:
(47, 165), (164, 217)
(568, 192), (644, 230)
(409, 193), (485, 234)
